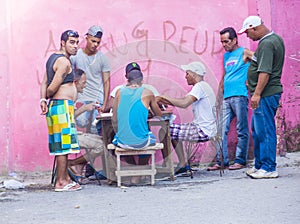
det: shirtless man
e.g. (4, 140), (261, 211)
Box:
(40, 30), (81, 192)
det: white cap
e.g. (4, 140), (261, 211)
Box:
(181, 61), (206, 76)
(238, 16), (262, 34)
(86, 25), (103, 38)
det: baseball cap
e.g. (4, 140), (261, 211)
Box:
(127, 70), (143, 82)
(125, 62), (141, 74)
(238, 16), (262, 34)
(86, 25), (103, 38)
(181, 61), (206, 76)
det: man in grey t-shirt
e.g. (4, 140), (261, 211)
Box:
(70, 25), (110, 134)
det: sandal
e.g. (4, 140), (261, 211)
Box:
(207, 164), (221, 171)
(68, 168), (89, 185)
(228, 163), (245, 170)
(54, 181), (82, 192)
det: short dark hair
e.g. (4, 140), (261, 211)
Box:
(127, 70), (143, 83)
(60, 30), (79, 42)
(74, 68), (85, 81)
(220, 27), (238, 43)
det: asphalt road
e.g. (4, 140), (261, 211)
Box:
(1, 152), (300, 224)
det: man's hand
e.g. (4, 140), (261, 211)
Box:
(156, 96), (172, 105)
(40, 102), (48, 115)
(99, 104), (106, 113)
(250, 93), (261, 110)
(85, 103), (97, 112)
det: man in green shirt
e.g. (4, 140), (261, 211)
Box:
(238, 15), (285, 179)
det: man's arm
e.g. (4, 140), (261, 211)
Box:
(157, 95), (196, 109)
(251, 72), (269, 109)
(111, 89), (120, 132)
(243, 48), (254, 63)
(103, 85), (122, 112)
(149, 95), (162, 117)
(46, 57), (69, 98)
(101, 71), (110, 112)
(74, 103), (95, 118)
(219, 70), (225, 94)
(40, 73), (48, 115)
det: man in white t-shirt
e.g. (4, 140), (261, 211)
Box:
(157, 61), (216, 175)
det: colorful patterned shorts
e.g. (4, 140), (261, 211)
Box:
(46, 99), (80, 155)
(170, 123), (209, 142)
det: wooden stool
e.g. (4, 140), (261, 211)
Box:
(107, 143), (164, 187)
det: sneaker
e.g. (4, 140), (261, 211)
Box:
(246, 167), (258, 177)
(249, 169), (279, 179)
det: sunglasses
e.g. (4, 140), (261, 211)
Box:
(67, 30), (79, 38)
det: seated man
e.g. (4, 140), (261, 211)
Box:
(157, 61), (217, 175)
(68, 69), (105, 183)
(112, 69), (162, 183)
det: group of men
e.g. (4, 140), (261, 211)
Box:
(207, 16), (284, 180)
(40, 14), (285, 192)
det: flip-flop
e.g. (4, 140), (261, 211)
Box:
(228, 163), (246, 170)
(207, 164), (221, 171)
(54, 181), (82, 192)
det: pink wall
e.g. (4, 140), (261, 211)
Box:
(270, 0), (300, 153)
(0, 0), (299, 173)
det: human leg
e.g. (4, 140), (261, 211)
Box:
(252, 114), (261, 169)
(208, 100), (232, 171)
(231, 96), (249, 165)
(172, 140), (186, 167)
(252, 94), (281, 172)
(68, 156), (87, 176)
(69, 133), (104, 174)
(221, 99), (234, 167)
(159, 127), (169, 166)
(54, 155), (81, 191)
(47, 100), (81, 190)
(159, 125), (186, 174)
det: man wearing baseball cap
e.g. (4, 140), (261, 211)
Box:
(239, 15), (285, 179)
(70, 25), (110, 135)
(157, 61), (216, 175)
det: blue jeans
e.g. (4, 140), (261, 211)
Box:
(75, 101), (102, 135)
(252, 94), (281, 172)
(220, 96), (249, 166)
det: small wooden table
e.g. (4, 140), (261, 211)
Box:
(97, 112), (175, 183)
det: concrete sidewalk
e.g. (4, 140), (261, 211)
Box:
(1, 152), (300, 224)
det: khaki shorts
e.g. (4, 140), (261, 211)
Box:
(77, 133), (104, 154)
